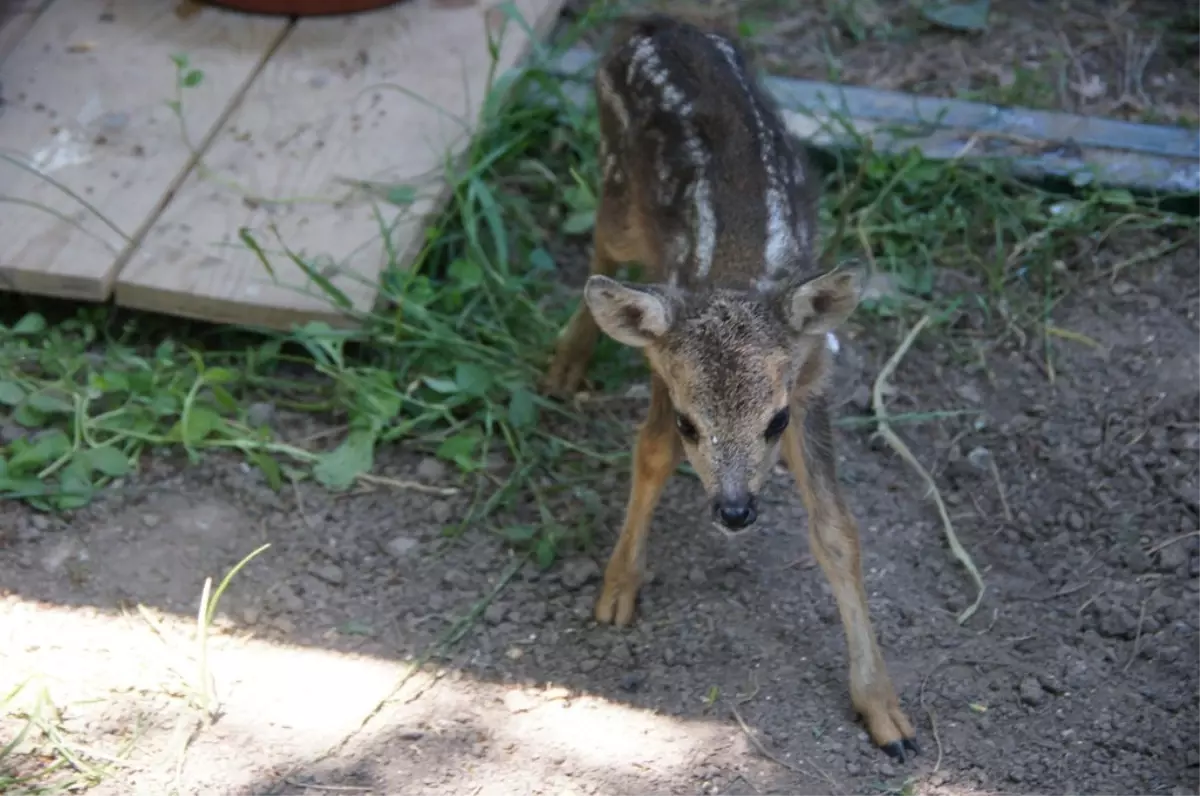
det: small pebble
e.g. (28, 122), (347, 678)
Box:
(310, 563), (344, 586)
(560, 558), (600, 590)
(1019, 675), (1047, 706)
(384, 536), (419, 559)
(416, 457), (447, 481)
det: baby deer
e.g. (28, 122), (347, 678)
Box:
(542, 14), (919, 761)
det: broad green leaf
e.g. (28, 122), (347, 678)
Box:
(562, 210), (595, 236)
(82, 445), (132, 477)
(313, 429), (376, 491)
(0, 381), (26, 406)
(501, 524), (537, 543)
(920, 0), (989, 31)
(535, 537), (556, 570)
(435, 433), (478, 470)
(528, 248), (555, 272)
(56, 458), (94, 509)
(12, 404), (43, 427)
(454, 363), (491, 397)
(8, 430), (71, 473)
(448, 259), (484, 290)
(246, 450), (283, 491)
(28, 390), (73, 415)
(91, 370), (131, 394)
(183, 68), (204, 88)
(204, 367), (236, 384)
(387, 185), (417, 205)
(182, 406), (224, 443)
(423, 377), (459, 394)
(12, 313), (46, 335)
(507, 388), (536, 428)
(150, 393), (179, 416)
(210, 384), (239, 412)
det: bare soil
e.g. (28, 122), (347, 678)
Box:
(2, 236), (1197, 794)
(743, 0), (1198, 125)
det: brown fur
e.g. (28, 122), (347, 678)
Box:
(542, 13), (919, 760)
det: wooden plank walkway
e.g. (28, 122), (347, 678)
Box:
(0, 1), (287, 301)
(0, 0), (563, 330)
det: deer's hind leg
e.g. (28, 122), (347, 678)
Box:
(782, 394), (920, 761)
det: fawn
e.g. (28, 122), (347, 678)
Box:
(542, 13), (919, 761)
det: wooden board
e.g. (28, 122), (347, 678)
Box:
(0, 1), (288, 301)
(0, 0), (52, 67)
(116, 0), (564, 331)
(552, 46), (1200, 196)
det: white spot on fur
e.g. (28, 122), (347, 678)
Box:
(825, 332), (840, 355)
(692, 178), (716, 279)
(626, 35), (715, 278)
(596, 67), (630, 132)
(707, 33), (796, 275)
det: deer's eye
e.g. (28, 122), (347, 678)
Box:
(764, 408), (790, 440)
(675, 412), (699, 443)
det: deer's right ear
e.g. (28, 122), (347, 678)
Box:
(584, 275), (676, 348)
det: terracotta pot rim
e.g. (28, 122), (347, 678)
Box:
(203, 0), (404, 16)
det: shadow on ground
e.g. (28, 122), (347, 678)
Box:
(2, 247), (1198, 795)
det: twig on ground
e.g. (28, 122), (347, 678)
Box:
(986, 456), (1013, 522)
(728, 702), (838, 793)
(1147, 530), (1200, 555)
(1123, 592), (1152, 673)
(871, 314), (986, 624)
(284, 780), (374, 792)
(357, 471), (459, 496)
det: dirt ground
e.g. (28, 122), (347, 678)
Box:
(2, 4), (1199, 796)
(740, 0), (1199, 125)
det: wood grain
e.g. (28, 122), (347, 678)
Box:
(0, 1), (288, 300)
(116, 0), (564, 330)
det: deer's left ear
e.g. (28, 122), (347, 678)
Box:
(779, 266), (864, 338)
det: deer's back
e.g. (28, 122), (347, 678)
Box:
(595, 15), (819, 290)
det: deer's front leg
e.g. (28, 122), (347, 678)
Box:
(595, 373), (682, 626)
(783, 395), (919, 761)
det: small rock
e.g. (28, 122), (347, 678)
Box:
(560, 558), (600, 590)
(30, 513), (50, 531)
(246, 401), (275, 428)
(1155, 541), (1189, 573)
(688, 565), (706, 584)
(1171, 431), (1200, 452)
(956, 383), (983, 404)
(1018, 675), (1046, 706)
(142, 513), (160, 528)
(502, 690), (538, 713)
(878, 762), (895, 778)
(845, 761), (863, 776)
(1079, 426), (1104, 446)
(310, 563), (344, 586)
(1065, 511), (1085, 531)
(1037, 672), (1064, 695)
(1111, 280), (1135, 296)
(270, 616), (296, 633)
(619, 672), (644, 692)
(442, 568), (470, 589)
(384, 536), (419, 559)
(397, 728), (425, 741)
(505, 646), (524, 661)
(579, 658), (600, 673)
(241, 607), (260, 625)
(484, 603), (507, 625)
(415, 457), (447, 482)
(966, 446), (993, 471)
(430, 500), (453, 524)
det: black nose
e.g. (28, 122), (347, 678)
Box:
(713, 494), (758, 531)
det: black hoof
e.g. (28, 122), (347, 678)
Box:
(880, 737), (921, 762)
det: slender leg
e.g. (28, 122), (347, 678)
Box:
(595, 373), (682, 626)
(542, 248), (619, 397)
(782, 395), (920, 761)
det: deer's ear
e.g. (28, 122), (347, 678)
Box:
(584, 275), (676, 349)
(780, 266), (864, 338)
